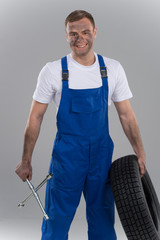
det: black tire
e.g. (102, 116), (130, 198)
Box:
(110, 154), (160, 240)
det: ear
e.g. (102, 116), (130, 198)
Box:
(65, 28), (69, 42)
(65, 32), (69, 42)
(94, 27), (97, 39)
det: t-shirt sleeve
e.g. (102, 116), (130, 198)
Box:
(111, 62), (133, 102)
(33, 63), (56, 104)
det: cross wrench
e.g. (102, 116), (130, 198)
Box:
(18, 173), (53, 207)
(18, 173), (53, 221)
(26, 179), (49, 220)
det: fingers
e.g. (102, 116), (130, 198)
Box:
(138, 160), (146, 178)
(28, 169), (32, 181)
(15, 161), (32, 182)
(15, 168), (29, 181)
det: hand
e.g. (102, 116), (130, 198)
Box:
(137, 156), (146, 178)
(15, 161), (32, 182)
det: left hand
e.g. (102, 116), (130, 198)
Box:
(137, 156), (146, 178)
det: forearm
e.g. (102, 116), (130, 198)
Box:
(22, 115), (43, 163)
(15, 100), (48, 181)
(114, 100), (146, 177)
(119, 111), (145, 158)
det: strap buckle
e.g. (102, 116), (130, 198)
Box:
(100, 67), (107, 78)
(62, 70), (69, 81)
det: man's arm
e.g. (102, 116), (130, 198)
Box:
(114, 99), (146, 178)
(15, 100), (48, 181)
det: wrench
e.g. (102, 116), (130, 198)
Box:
(18, 173), (53, 207)
(26, 178), (49, 220)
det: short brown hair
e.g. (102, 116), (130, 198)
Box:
(65, 10), (95, 29)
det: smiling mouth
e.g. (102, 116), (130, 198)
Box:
(76, 43), (87, 48)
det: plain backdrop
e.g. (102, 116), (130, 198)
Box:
(0, 0), (160, 239)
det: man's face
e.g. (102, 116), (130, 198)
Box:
(65, 18), (97, 57)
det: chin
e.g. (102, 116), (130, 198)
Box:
(73, 48), (92, 57)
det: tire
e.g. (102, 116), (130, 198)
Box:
(110, 154), (160, 240)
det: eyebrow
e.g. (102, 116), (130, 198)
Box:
(82, 29), (91, 32)
(69, 29), (91, 34)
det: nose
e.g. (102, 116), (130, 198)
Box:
(76, 34), (84, 42)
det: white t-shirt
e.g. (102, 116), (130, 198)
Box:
(33, 52), (133, 112)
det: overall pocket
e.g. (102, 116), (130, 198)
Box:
(71, 93), (102, 113)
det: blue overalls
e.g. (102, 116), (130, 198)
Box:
(41, 54), (117, 240)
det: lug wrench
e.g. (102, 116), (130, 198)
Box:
(18, 173), (53, 221)
(26, 179), (49, 220)
(18, 173), (53, 208)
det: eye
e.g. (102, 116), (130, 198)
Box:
(83, 31), (89, 35)
(70, 32), (77, 37)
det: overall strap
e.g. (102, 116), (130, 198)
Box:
(97, 54), (108, 78)
(61, 56), (69, 89)
(97, 54), (109, 99)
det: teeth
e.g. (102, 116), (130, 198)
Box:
(77, 44), (86, 48)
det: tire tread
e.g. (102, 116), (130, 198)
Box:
(110, 155), (160, 240)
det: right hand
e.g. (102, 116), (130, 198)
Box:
(15, 161), (32, 182)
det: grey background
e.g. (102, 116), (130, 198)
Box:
(1, 0), (160, 239)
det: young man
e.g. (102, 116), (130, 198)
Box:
(15, 10), (146, 240)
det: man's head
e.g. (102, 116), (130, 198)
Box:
(65, 10), (97, 58)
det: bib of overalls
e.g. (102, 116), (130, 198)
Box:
(56, 55), (109, 140)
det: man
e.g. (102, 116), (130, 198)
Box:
(15, 10), (146, 240)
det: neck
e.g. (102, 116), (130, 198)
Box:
(72, 51), (95, 66)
